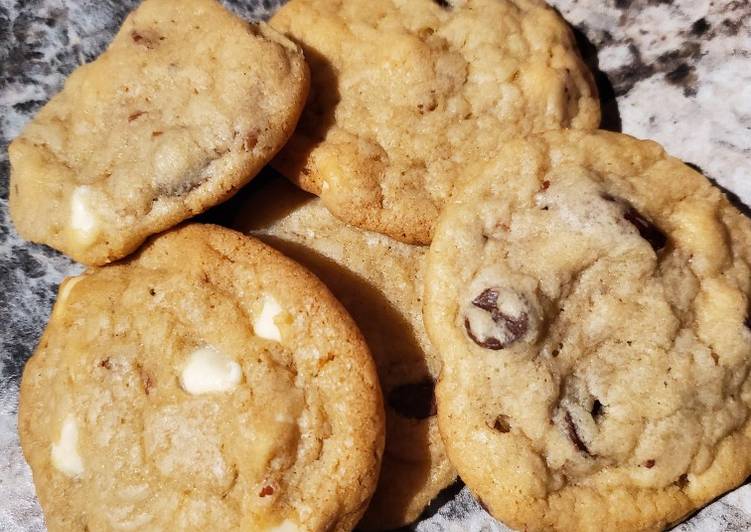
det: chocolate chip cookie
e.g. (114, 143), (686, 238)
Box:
(18, 224), (383, 531)
(9, 0), (309, 265)
(424, 130), (751, 531)
(270, 0), (599, 244)
(234, 175), (456, 529)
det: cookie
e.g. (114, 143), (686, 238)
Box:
(18, 224), (383, 532)
(9, 0), (309, 266)
(424, 130), (751, 531)
(270, 0), (600, 245)
(234, 175), (456, 529)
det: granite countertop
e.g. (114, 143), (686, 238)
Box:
(1, 0), (749, 530)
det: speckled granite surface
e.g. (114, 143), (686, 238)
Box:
(0, 0), (749, 530)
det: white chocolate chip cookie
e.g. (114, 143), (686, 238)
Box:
(9, 0), (309, 265)
(235, 175), (456, 529)
(19, 224), (383, 532)
(271, 0), (599, 244)
(424, 130), (751, 531)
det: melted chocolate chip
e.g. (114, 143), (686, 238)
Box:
(432, 0), (452, 8)
(464, 320), (504, 349)
(675, 473), (689, 488)
(623, 206), (667, 251)
(387, 379), (437, 419)
(564, 411), (591, 455)
(472, 288), (500, 312)
(601, 194), (667, 251)
(259, 485), (274, 497)
(591, 399), (604, 420)
(465, 288), (529, 350)
(644, 459), (656, 468)
(490, 414), (511, 433)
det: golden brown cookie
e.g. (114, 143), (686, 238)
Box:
(9, 0), (309, 265)
(234, 175), (456, 529)
(271, 0), (599, 244)
(424, 130), (751, 531)
(19, 224), (383, 531)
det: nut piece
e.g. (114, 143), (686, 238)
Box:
(51, 415), (84, 477)
(464, 288), (529, 349)
(180, 346), (242, 395)
(253, 294), (283, 342)
(387, 379), (437, 419)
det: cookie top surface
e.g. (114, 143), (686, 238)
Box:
(235, 175), (456, 529)
(424, 130), (751, 531)
(9, 0), (309, 266)
(270, 0), (599, 244)
(18, 224), (383, 532)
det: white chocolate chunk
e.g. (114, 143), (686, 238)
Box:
(180, 346), (242, 395)
(267, 520), (299, 532)
(51, 415), (84, 477)
(70, 186), (99, 245)
(253, 295), (283, 342)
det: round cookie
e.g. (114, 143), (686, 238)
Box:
(18, 224), (383, 532)
(270, 0), (600, 245)
(234, 175), (457, 529)
(424, 130), (751, 531)
(9, 0), (309, 266)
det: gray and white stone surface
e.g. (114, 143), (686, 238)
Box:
(0, 0), (749, 530)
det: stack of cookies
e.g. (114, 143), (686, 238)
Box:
(9, 0), (751, 530)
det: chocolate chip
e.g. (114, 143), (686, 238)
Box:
(675, 473), (689, 488)
(489, 414), (511, 433)
(432, 0), (452, 8)
(623, 206), (667, 251)
(242, 132), (258, 151)
(259, 485), (274, 497)
(591, 399), (604, 420)
(644, 459), (656, 468)
(387, 379), (437, 419)
(464, 288), (529, 350)
(564, 411), (591, 455)
(99, 358), (111, 370)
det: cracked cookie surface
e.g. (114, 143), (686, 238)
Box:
(235, 175), (456, 529)
(9, 0), (309, 265)
(270, 0), (599, 244)
(424, 130), (751, 531)
(18, 224), (383, 532)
